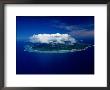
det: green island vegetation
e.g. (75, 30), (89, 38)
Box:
(27, 43), (90, 51)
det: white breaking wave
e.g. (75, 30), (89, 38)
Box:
(29, 33), (76, 44)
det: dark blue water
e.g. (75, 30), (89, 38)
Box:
(16, 40), (94, 74)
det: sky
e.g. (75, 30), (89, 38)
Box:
(16, 16), (94, 41)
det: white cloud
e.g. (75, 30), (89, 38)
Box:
(29, 33), (76, 44)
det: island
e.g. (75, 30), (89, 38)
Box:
(24, 42), (92, 53)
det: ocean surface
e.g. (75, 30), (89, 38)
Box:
(16, 40), (94, 74)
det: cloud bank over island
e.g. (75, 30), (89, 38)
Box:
(29, 33), (76, 44)
(25, 33), (92, 53)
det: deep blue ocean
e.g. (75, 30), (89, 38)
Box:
(16, 39), (94, 74)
